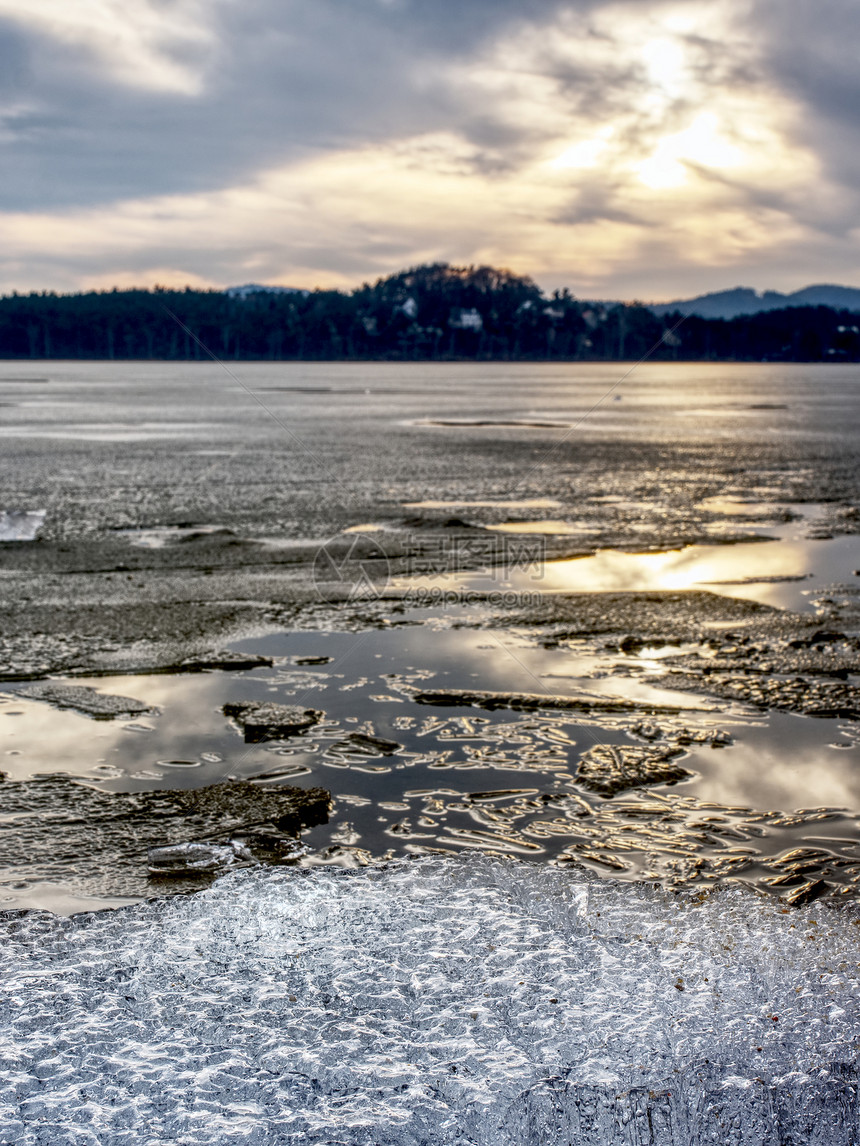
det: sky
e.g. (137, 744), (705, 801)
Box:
(0, 0), (858, 301)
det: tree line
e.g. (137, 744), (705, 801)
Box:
(1, 262), (859, 362)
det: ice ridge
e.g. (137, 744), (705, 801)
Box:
(1, 855), (859, 1145)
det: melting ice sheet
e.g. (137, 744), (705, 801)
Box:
(1, 856), (859, 1146)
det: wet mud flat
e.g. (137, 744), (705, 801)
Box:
(0, 524), (859, 912)
(0, 575), (859, 918)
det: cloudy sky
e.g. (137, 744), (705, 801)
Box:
(0, 0), (857, 299)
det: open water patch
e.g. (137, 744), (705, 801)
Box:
(485, 520), (594, 536)
(410, 418), (572, 429)
(696, 496), (792, 518)
(0, 421), (227, 442)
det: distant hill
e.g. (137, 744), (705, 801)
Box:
(649, 284), (860, 320)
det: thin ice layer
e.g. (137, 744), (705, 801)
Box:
(1, 856), (859, 1145)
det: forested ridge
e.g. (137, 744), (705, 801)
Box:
(2, 263), (859, 362)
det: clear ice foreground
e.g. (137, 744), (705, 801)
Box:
(1, 856), (858, 1145)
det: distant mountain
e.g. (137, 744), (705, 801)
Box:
(649, 284), (860, 320)
(225, 283), (307, 299)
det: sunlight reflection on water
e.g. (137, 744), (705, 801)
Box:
(2, 620), (859, 908)
(401, 508), (860, 611)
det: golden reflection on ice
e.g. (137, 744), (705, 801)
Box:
(536, 541), (811, 596)
(695, 497), (785, 516)
(404, 533), (842, 610)
(487, 520), (592, 535)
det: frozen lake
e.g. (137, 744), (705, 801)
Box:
(1, 360), (859, 1143)
(1, 359), (859, 545)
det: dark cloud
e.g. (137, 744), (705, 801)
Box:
(2, 0), (835, 216)
(554, 183), (644, 229)
(748, 0), (860, 210)
(0, 0), (575, 210)
(0, 19), (29, 94)
(752, 0), (860, 126)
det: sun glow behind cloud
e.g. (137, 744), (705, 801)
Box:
(0, 0), (855, 297)
(549, 127), (616, 172)
(634, 113), (744, 188)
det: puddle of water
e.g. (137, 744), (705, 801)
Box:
(257, 536), (331, 548)
(2, 618), (859, 908)
(696, 497), (789, 517)
(486, 520), (594, 535)
(2, 884), (141, 914)
(122, 525), (327, 550)
(0, 509), (46, 541)
(676, 403), (790, 418)
(680, 711), (860, 809)
(344, 523), (390, 534)
(410, 419), (571, 429)
(0, 672), (241, 787)
(400, 509), (860, 612)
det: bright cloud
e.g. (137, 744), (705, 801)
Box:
(0, 121), (823, 299)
